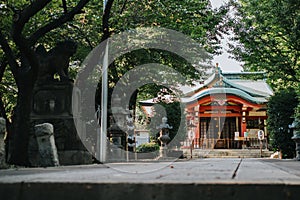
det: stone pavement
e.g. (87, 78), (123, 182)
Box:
(0, 158), (300, 200)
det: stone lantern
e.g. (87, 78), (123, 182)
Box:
(126, 114), (135, 152)
(126, 113), (135, 161)
(289, 118), (300, 161)
(108, 94), (130, 161)
(157, 117), (172, 159)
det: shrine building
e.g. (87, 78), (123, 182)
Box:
(181, 65), (273, 149)
(140, 65), (273, 149)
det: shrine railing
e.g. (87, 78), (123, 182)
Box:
(181, 137), (268, 149)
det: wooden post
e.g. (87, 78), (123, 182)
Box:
(260, 140), (263, 157)
(190, 139), (194, 159)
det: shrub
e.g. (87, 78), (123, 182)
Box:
(136, 142), (159, 153)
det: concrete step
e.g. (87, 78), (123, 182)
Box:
(183, 149), (274, 158)
(0, 159), (300, 200)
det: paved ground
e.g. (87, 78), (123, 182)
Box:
(0, 158), (300, 200)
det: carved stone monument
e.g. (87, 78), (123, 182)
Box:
(107, 95), (130, 162)
(29, 41), (92, 166)
(34, 123), (59, 167)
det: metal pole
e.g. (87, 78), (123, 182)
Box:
(98, 0), (109, 163)
(125, 131), (128, 162)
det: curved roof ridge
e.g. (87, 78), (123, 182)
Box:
(182, 87), (268, 104)
(222, 76), (272, 97)
(182, 72), (217, 96)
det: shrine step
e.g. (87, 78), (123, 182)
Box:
(1, 159), (300, 200)
(183, 149), (274, 158)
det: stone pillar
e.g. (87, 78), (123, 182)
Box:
(34, 123), (59, 167)
(0, 117), (8, 168)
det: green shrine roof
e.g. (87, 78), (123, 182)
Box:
(181, 87), (269, 104)
(179, 67), (273, 105)
(139, 67), (273, 106)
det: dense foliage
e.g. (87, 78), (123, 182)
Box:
(229, 0), (300, 157)
(229, 0), (300, 90)
(0, 0), (229, 165)
(267, 89), (298, 158)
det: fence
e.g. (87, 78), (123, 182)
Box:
(181, 137), (268, 149)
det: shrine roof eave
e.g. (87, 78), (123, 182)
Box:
(181, 72), (217, 96)
(180, 71), (273, 98)
(181, 87), (268, 105)
(223, 78), (273, 97)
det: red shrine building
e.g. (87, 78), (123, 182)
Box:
(182, 66), (273, 149)
(140, 65), (273, 149)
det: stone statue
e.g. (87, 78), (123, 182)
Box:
(157, 117), (172, 159)
(36, 40), (77, 83)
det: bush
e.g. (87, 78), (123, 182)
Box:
(136, 142), (159, 153)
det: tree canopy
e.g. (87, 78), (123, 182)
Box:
(230, 1), (300, 119)
(229, 0), (300, 157)
(229, 0), (299, 90)
(0, 0), (230, 165)
(0, 0), (230, 121)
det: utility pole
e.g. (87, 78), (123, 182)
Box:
(98, 0), (108, 163)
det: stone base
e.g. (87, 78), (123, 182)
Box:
(29, 118), (92, 166)
(107, 146), (127, 162)
(28, 82), (93, 166)
(136, 152), (158, 160)
(167, 150), (183, 158)
(58, 150), (93, 165)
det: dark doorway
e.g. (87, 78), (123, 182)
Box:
(200, 117), (238, 149)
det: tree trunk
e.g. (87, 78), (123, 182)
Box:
(7, 74), (34, 166)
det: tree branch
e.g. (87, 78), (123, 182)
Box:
(62, 0), (68, 13)
(75, 0), (115, 87)
(101, 0), (114, 42)
(11, 0), (52, 75)
(119, 0), (128, 15)
(12, 0), (52, 34)
(29, 0), (90, 45)
(68, 24), (94, 49)
(0, 31), (19, 83)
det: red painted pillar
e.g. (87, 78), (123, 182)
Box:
(241, 120), (247, 137)
(241, 107), (247, 137)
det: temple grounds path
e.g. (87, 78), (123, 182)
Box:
(0, 158), (300, 200)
